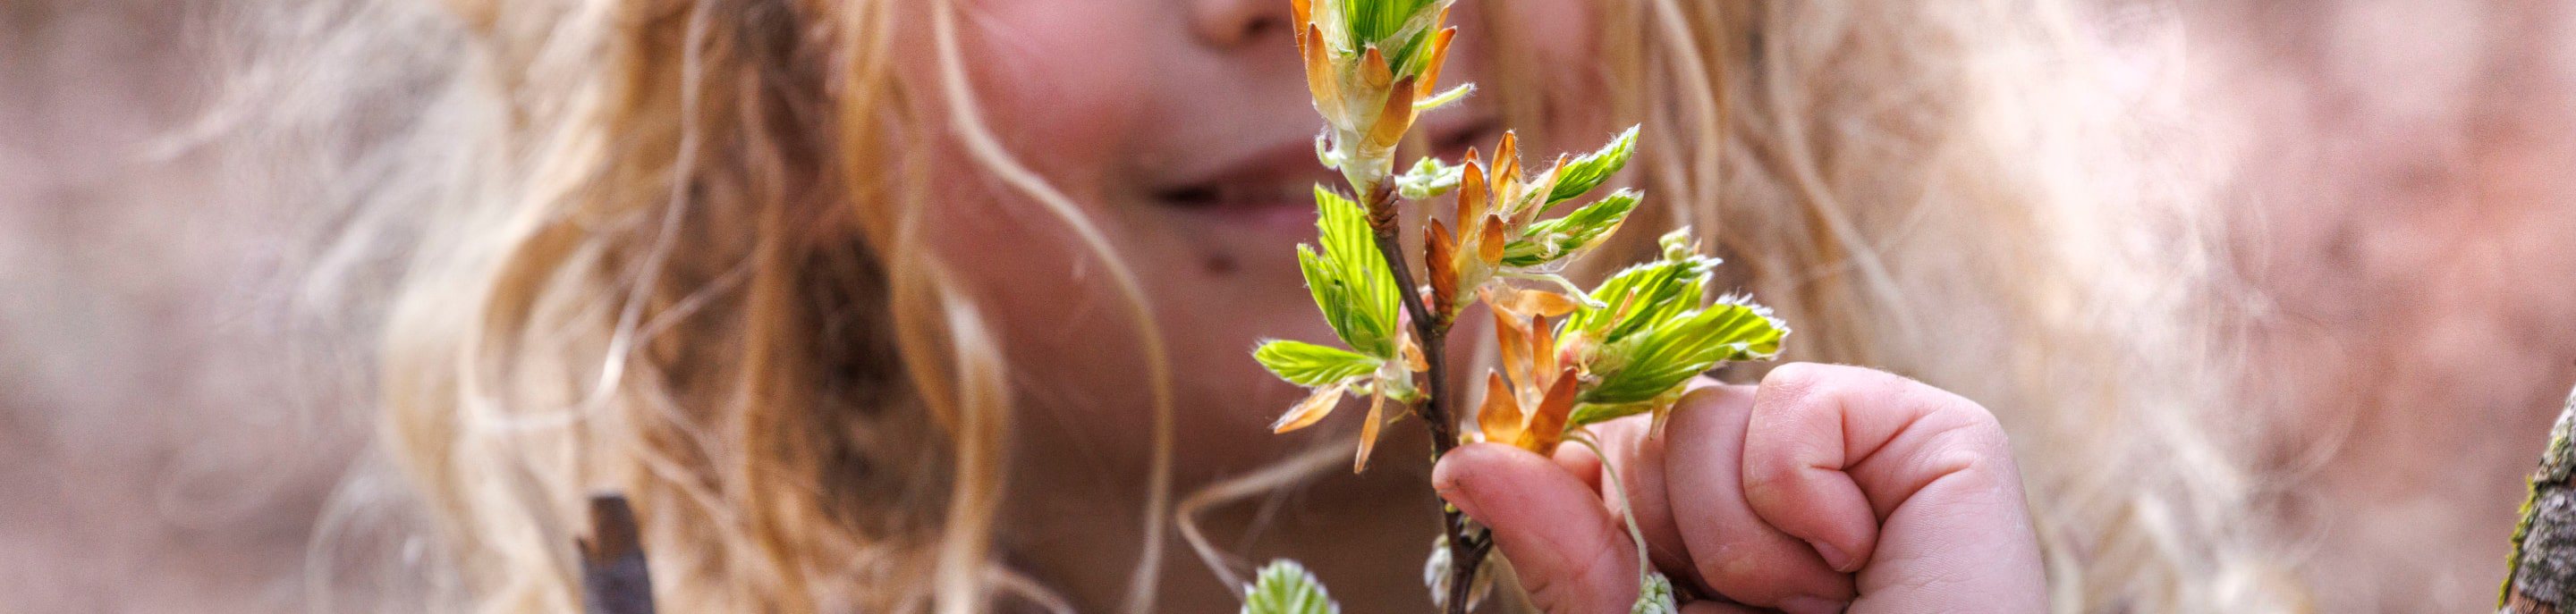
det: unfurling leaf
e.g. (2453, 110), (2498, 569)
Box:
(1244, 559), (1342, 614)
(1254, 340), (1384, 386)
(1326, 0), (1447, 56)
(1547, 125), (1640, 205)
(1301, 187), (1402, 357)
(1301, 0), (1462, 188)
(1477, 307), (1591, 455)
(1501, 189), (1641, 268)
(1564, 229), (1720, 343)
(1582, 300), (1787, 405)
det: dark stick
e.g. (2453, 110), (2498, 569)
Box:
(1356, 181), (1488, 613)
(580, 492), (658, 614)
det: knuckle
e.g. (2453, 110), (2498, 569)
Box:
(1757, 362), (1830, 396)
(1753, 362), (1865, 421)
(1737, 456), (1796, 502)
(1919, 387), (2011, 449)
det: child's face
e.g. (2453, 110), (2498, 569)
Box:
(921, 0), (1597, 472)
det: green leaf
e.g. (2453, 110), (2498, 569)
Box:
(1568, 383), (1690, 426)
(1547, 125), (1639, 205)
(1254, 340), (1383, 387)
(1582, 300), (1787, 405)
(1243, 559), (1342, 614)
(1301, 187), (1401, 357)
(1390, 21), (1436, 75)
(1568, 401), (1653, 426)
(1502, 189), (1641, 268)
(1338, 0), (1442, 46)
(1496, 239), (1548, 267)
(1565, 248), (1719, 344)
(1296, 246), (1366, 355)
(1318, 0), (1450, 74)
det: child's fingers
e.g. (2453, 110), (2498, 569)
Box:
(1550, 436), (1606, 492)
(1662, 384), (1858, 610)
(1555, 416), (1699, 588)
(1740, 363), (2047, 613)
(1735, 364), (1888, 571)
(1432, 443), (1640, 613)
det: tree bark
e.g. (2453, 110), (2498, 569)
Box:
(2503, 382), (2576, 613)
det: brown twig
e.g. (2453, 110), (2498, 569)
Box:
(579, 492), (658, 614)
(1356, 181), (1488, 613)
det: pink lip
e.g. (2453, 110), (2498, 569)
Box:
(1191, 197), (1329, 232)
(1145, 140), (1345, 235)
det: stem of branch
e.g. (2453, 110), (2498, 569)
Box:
(1356, 181), (1490, 613)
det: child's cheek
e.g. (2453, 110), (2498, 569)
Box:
(1505, 1), (1597, 63)
(962, 0), (1152, 181)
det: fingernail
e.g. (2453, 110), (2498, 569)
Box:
(1780, 596), (1847, 614)
(1809, 539), (1856, 572)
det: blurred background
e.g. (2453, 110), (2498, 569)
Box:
(2, 1), (2571, 611)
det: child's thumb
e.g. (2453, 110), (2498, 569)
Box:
(1432, 443), (1639, 613)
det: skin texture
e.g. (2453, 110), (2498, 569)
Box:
(1435, 365), (2047, 613)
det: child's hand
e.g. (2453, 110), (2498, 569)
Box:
(1432, 363), (2046, 613)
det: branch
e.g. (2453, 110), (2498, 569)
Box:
(1355, 181), (1488, 613)
(579, 492), (658, 614)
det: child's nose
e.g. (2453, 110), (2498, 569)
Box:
(1189, 0), (1296, 49)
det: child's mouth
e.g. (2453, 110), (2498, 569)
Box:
(1148, 117), (1503, 231)
(1150, 181), (1322, 230)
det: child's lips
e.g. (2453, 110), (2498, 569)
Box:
(1150, 180), (1327, 231)
(1146, 135), (1343, 232)
(1145, 114), (1500, 231)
